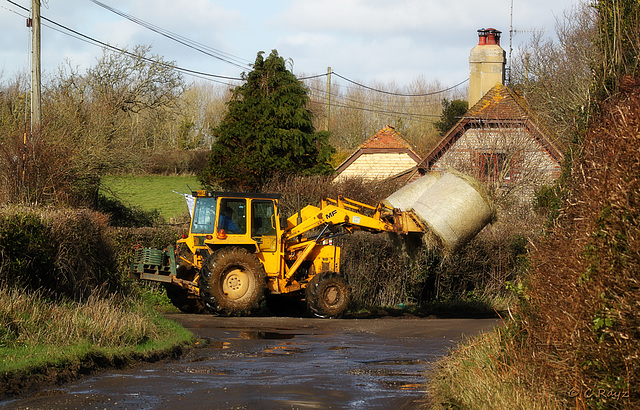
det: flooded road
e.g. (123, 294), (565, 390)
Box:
(3, 315), (499, 409)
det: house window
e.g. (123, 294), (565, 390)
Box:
(475, 152), (507, 182)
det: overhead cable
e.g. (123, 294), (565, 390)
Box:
(306, 85), (446, 112)
(298, 72), (329, 80)
(331, 71), (469, 97)
(4, 0), (467, 95)
(89, 0), (251, 70)
(310, 99), (441, 119)
(5, 0), (243, 83)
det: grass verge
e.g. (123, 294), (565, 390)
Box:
(426, 324), (564, 409)
(0, 285), (192, 398)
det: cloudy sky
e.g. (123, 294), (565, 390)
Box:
(1, 0), (580, 89)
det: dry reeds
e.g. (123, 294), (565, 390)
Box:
(0, 284), (158, 349)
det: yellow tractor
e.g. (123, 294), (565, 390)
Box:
(132, 190), (427, 317)
(131, 172), (496, 317)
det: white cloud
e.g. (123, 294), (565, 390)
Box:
(0, 0), (579, 87)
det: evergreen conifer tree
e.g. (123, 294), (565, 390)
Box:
(200, 50), (335, 191)
(434, 99), (468, 136)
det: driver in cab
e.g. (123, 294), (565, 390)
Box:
(219, 207), (241, 234)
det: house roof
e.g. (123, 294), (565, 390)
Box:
(418, 83), (564, 171)
(335, 125), (421, 175)
(359, 125), (415, 150)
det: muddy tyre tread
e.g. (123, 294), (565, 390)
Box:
(306, 271), (351, 318)
(199, 247), (266, 316)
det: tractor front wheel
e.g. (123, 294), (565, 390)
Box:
(199, 247), (266, 315)
(306, 272), (351, 318)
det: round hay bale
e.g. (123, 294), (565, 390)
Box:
(411, 170), (496, 252)
(382, 172), (442, 211)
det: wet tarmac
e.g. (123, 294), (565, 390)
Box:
(2, 315), (500, 409)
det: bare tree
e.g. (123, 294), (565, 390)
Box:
(304, 75), (462, 156)
(510, 3), (599, 146)
(176, 81), (232, 149)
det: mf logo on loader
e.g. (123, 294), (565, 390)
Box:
(325, 210), (338, 219)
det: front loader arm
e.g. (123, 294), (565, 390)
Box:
(284, 203), (394, 241)
(282, 195), (425, 243)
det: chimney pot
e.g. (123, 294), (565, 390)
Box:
(469, 27), (506, 107)
(485, 28), (501, 46)
(477, 28), (488, 45)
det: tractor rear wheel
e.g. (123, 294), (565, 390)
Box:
(164, 250), (205, 314)
(164, 284), (206, 313)
(305, 272), (351, 318)
(199, 247), (266, 315)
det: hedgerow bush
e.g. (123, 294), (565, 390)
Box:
(521, 85), (640, 406)
(141, 149), (209, 175)
(0, 206), (120, 299)
(95, 194), (161, 228)
(0, 206), (179, 301)
(337, 221), (531, 308)
(107, 225), (182, 281)
(261, 174), (403, 216)
(263, 174), (536, 308)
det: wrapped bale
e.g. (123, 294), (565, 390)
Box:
(382, 172), (442, 211)
(411, 170), (496, 252)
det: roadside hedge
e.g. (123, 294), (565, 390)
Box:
(0, 206), (180, 301)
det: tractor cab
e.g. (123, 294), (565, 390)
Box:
(180, 191), (284, 273)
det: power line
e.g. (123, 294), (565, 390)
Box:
(308, 86), (420, 112)
(4, 0), (244, 84)
(298, 72), (329, 80)
(88, 0), (252, 70)
(3, 0), (468, 97)
(310, 99), (441, 119)
(332, 71), (468, 97)
(302, 70), (468, 98)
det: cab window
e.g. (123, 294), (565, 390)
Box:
(191, 197), (216, 234)
(251, 200), (276, 237)
(218, 198), (246, 235)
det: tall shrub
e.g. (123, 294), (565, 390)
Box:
(200, 50), (335, 191)
(524, 87), (640, 406)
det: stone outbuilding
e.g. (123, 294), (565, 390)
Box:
(415, 28), (563, 203)
(417, 83), (563, 190)
(333, 125), (421, 182)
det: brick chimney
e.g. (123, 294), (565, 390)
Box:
(468, 28), (506, 107)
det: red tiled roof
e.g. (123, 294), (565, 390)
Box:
(335, 125), (421, 175)
(359, 125), (414, 150)
(418, 83), (563, 171)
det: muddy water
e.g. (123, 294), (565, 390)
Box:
(3, 315), (499, 409)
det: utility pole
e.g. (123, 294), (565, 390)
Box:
(325, 67), (331, 131)
(30, 0), (42, 133)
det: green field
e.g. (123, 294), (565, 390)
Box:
(102, 175), (203, 220)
